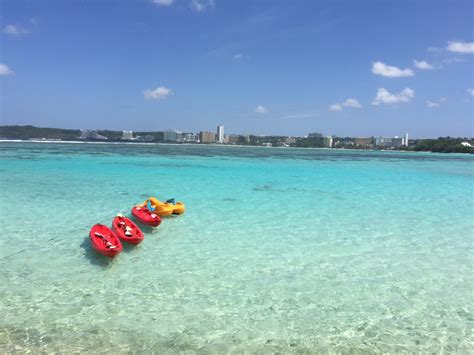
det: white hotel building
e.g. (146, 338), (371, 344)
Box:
(217, 125), (225, 143)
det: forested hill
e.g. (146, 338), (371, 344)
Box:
(0, 125), (80, 140)
(0, 125), (164, 141)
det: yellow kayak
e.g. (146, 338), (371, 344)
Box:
(140, 197), (185, 216)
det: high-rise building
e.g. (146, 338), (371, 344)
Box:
(217, 125), (224, 143)
(404, 133), (409, 146)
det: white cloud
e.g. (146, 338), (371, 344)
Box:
(426, 100), (440, 108)
(372, 61), (414, 78)
(152, 0), (174, 6)
(143, 86), (173, 100)
(255, 105), (268, 114)
(191, 0), (215, 12)
(3, 24), (30, 36)
(372, 88), (415, 105)
(329, 98), (361, 112)
(233, 53), (243, 59)
(413, 60), (433, 70)
(0, 63), (14, 76)
(468, 88), (474, 97)
(342, 98), (362, 108)
(447, 41), (474, 54)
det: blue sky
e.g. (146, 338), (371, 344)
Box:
(1, 0), (473, 138)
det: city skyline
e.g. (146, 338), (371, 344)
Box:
(1, 0), (473, 137)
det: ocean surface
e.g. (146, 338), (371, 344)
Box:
(0, 142), (473, 353)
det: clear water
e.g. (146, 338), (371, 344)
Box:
(0, 142), (473, 353)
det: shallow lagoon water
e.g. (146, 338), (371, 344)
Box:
(0, 142), (473, 353)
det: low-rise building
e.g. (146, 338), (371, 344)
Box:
(227, 135), (240, 144)
(164, 130), (182, 142)
(323, 136), (333, 148)
(199, 131), (216, 144)
(182, 133), (199, 142)
(142, 135), (155, 142)
(79, 130), (107, 140)
(92, 132), (108, 140)
(374, 136), (404, 148)
(122, 130), (133, 140)
(308, 132), (323, 138)
(355, 137), (374, 147)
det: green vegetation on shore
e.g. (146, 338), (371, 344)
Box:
(0, 125), (80, 140)
(413, 137), (473, 153)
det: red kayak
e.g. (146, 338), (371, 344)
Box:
(89, 224), (123, 257)
(131, 206), (162, 227)
(112, 214), (144, 245)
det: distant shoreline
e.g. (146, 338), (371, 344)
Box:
(0, 139), (451, 154)
(1, 125), (472, 154)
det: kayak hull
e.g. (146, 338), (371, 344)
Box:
(141, 197), (185, 216)
(89, 224), (123, 257)
(112, 216), (144, 245)
(131, 206), (162, 227)
(171, 201), (185, 215)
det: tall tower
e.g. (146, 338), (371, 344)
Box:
(217, 125), (224, 143)
(404, 133), (409, 146)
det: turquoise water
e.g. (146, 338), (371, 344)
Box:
(0, 142), (473, 353)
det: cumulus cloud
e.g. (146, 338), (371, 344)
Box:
(2, 24), (30, 36)
(342, 98), (362, 108)
(191, 0), (215, 12)
(468, 88), (474, 97)
(372, 61), (414, 77)
(152, 0), (174, 5)
(413, 60), (433, 70)
(329, 98), (361, 111)
(447, 41), (474, 54)
(372, 88), (415, 105)
(0, 63), (14, 76)
(426, 100), (440, 108)
(143, 86), (173, 100)
(255, 105), (268, 114)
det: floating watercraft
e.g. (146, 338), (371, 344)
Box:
(140, 197), (185, 216)
(89, 224), (123, 257)
(112, 214), (144, 245)
(131, 206), (162, 227)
